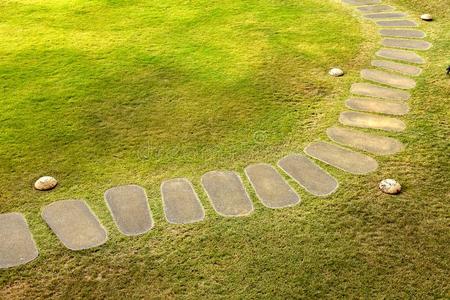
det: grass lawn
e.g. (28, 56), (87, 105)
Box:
(0, 0), (449, 298)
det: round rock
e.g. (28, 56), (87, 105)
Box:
(379, 179), (401, 195)
(34, 176), (58, 191)
(420, 14), (433, 21)
(329, 68), (344, 77)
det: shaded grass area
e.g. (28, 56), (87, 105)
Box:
(0, 0), (449, 298)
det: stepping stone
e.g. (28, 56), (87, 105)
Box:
(339, 111), (406, 131)
(379, 29), (426, 38)
(327, 127), (404, 155)
(104, 185), (153, 235)
(245, 163), (300, 208)
(376, 48), (425, 64)
(360, 69), (416, 89)
(346, 97), (409, 115)
(357, 5), (394, 13)
(0, 213), (38, 269)
(371, 59), (422, 76)
(381, 38), (432, 50)
(350, 83), (410, 101)
(305, 141), (378, 175)
(201, 171), (253, 217)
(278, 155), (338, 197)
(161, 178), (205, 224)
(376, 20), (418, 27)
(42, 200), (108, 251)
(343, 0), (381, 5)
(364, 12), (407, 19)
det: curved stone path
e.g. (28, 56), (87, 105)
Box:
(0, 0), (432, 268)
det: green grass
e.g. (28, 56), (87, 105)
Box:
(0, 0), (449, 298)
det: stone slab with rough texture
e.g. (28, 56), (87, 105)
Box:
(379, 29), (425, 38)
(343, 0), (381, 5)
(371, 59), (422, 76)
(361, 69), (416, 89)
(364, 12), (407, 19)
(104, 185), (153, 235)
(201, 171), (253, 217)
(42, 200), (108, 251)
(376, 48), (425, 64)
(339, 111), (406, 131)
(351, 83), (411, 101)
(305, 142), (378, 175)
(0, 213), (39, 269)
(278, 154), (338, 196)
(161, 178), (205, 224)
(357, 5), (394, 13)
(245, 163), (300, 208)
(327, 127), (404, 155)
(376, 20), (417, 27)
(346, 97), (409, 115)
(381, 38), (432, 50)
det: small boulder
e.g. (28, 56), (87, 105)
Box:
(379, 179), (401, 195)
(329, 68), (344, 77)
(420, 14), (433, 21)
(34, 176), (58, 191)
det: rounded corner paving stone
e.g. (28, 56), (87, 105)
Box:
(42, 200), (108, 251)
(343, 0), (381, 5)
(350, 83), (411, 101)
(379, 29), (426, 39)
(104, 185), (153, 235)
(357, 5), (394, 13)
(0, 213), (39, 269)
(201, 171), (253, 217)
(376, 20), (418, 27)
(381, 38), (432, 50)
(376, 48), (425, 64)
(161, 178), (205, 224)
(364, 12), (407, 19)
(371, 59), (422, 76)
(339, 111), (406, 132)
(360, 69), (416, 89)
(346, 97), (409, 116)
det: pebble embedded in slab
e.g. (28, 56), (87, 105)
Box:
(420, 14), (433, 21)
(34, 176), (57, 191)
(329, 68), (344, 77)
(379, 179), (402, 194)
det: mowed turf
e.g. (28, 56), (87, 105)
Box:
(0, 0), (449, 298)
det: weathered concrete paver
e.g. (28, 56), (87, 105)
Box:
(379, 29), (426, 38)
(339, 111), (406, 131)
(376, 48), (425, 64)
(343, 0), (381, 5)
(245, 163), (300, 208)
(42, 200), (108, 251)
(376, 20), (418, 27)
(357, 5), (394, 13)
(201, 171), (253, 217)
(305, 142), (378, 175)
(381, 38), (432, 50)
(161, 178), (205, 224)
(346, 97), (409, 115)
(326, 127), (404, 155)
(350, 83), (410, 101)
(278, 154), (338, 196)
(0, 213), (39, 269)
(364, 12), (407, 19)
(371, 59), (422, 76)
(361, 69), (416, 89)
(104, 185), (153, 235)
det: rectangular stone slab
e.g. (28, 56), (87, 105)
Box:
(161, 178), (205, 224)
(278, 155), (338, 197)
(357, 5), (394, 13)
(376, 48), (425, 64)
(339, 111), (406, 131)
(361, 69), (416, 89)
(351, 83), (411, 101)
(0, 213), (38, 269)
(42, 200), (108, 251)
(346, 97), (409, 115)
(245, 163), (300, 208)
(304, 142), (378, 175)
(371, 59), (422, 76)
(381, 38), (432, 50)
(104, 185), (153, 235)
(364, 12), (407, 19)
(327, 127), (404, 155)
(343, 0), (381, 5)
(379, 29), (426, 38)
(376, 20), (418, 27)
(201, 171), (253, 217)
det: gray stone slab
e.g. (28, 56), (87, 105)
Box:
(339, 111), (406, 131)
(104, 185), (153, 235)
(0, 213), (38, 269)
(376, 48), (425, 64)
(361, 69), (416, 89)
(327, 127), (404, 155)
(376, 20), (418, 27)
(201, 171), (253, 217)
(161, 178), (205, 224)
(305, 142), (378, 175)
(346, 97), (409, 115)
(351, 83), (411, 101)
(379, 29), (426, 38)
(278, 155), (338, 197)
(381, 38), (432, 50)
(245, 163), (300, 208)
(371, 59), (422, 76)
(364, 12), (407, 19)
(42, 200), (108, 251)
(357, 5), (394, 13)
(343, 0), (381, 5)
